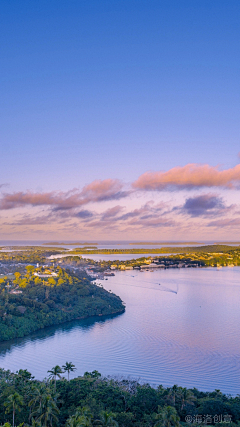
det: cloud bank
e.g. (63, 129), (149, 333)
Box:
(1, 162), (240, 237)
(1, 163), (240, 212)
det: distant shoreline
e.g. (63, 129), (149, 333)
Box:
(43, 242), (99, 245)
(65, 244), (240, 255)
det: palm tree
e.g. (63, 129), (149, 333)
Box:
(4, 392), (23, 427)
(30, 419), (41, 427)
(76, 407), (93, 419)
(66, 407), (93, 427)
(177, 387), (196, 411)
(47, 365), (63, 391)
(70, 415), (92, 427)
(62, 361), (76, 381)
(31, 392), (59, 427)
(167, 385), (179, 407)
(29, 384), (49, 420)
(78, 416), (92, 427)
(66, 415), (82, 427)
(96, 410), (118, 426)
(154, 406), (180, 427)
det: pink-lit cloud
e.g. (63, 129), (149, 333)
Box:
(2, 162), (240, 238)
(1, 163), (240, 213)
(133, 164), (240, 190)
(81, 179), (127, 201)
(0, 179), (127, 210)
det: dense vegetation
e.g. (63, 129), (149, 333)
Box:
(0, 367), (239, 427)
(67, 245), (240, 255)
(164, 250), (240, 267)
(0, 267), (124, 342)
(0, 247), (67, 264)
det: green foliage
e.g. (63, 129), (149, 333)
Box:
(0, 368), (239, 427)
(62, 362), (77, 381)
(4, 392), (23, 427)
(96, 410), (118, 426)
(0, 268), (124, 342)
(154, 405), (180, 427)
(30, 387), (60, 426)
(66, 406), (93, 427)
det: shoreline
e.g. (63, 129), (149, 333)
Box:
(0, 307), (125, 344)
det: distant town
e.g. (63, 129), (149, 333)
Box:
(1, 244), (240, 281)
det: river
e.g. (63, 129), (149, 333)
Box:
(0, 267), (239, 394)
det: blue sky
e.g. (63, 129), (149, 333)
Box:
(1, 0), (240, 239)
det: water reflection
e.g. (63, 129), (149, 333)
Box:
(0, 313), (121, 357)
(0, 267), (239, 394)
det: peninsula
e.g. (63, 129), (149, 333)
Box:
(0, 266), (124, 342)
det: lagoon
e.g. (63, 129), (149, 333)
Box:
(0, 267), (239, 394)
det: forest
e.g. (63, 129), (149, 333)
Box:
(0, 367), (239, 427)
(0, 267), (124, 342)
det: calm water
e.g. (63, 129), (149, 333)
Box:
(0, 267), (239, 394)
(50, 253), (158, 261)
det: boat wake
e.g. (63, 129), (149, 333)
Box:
(123, 274), (179, 294)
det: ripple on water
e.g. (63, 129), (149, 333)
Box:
(0, 268), (240, 394)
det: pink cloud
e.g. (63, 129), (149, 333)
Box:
(0, 192), (67, 210)
(133, 163), (240, 190)
(81, 179), (125, 201)
(0, 179), (127, 210)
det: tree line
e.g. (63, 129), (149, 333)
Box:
(0, 366), (239, 427)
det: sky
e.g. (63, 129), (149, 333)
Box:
(1, 0), (240, 241)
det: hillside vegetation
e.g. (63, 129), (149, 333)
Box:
(0, 368), (239, 427)
(0, 267), (124, 342)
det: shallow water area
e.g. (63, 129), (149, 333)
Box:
(0, 267), (239, 394)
